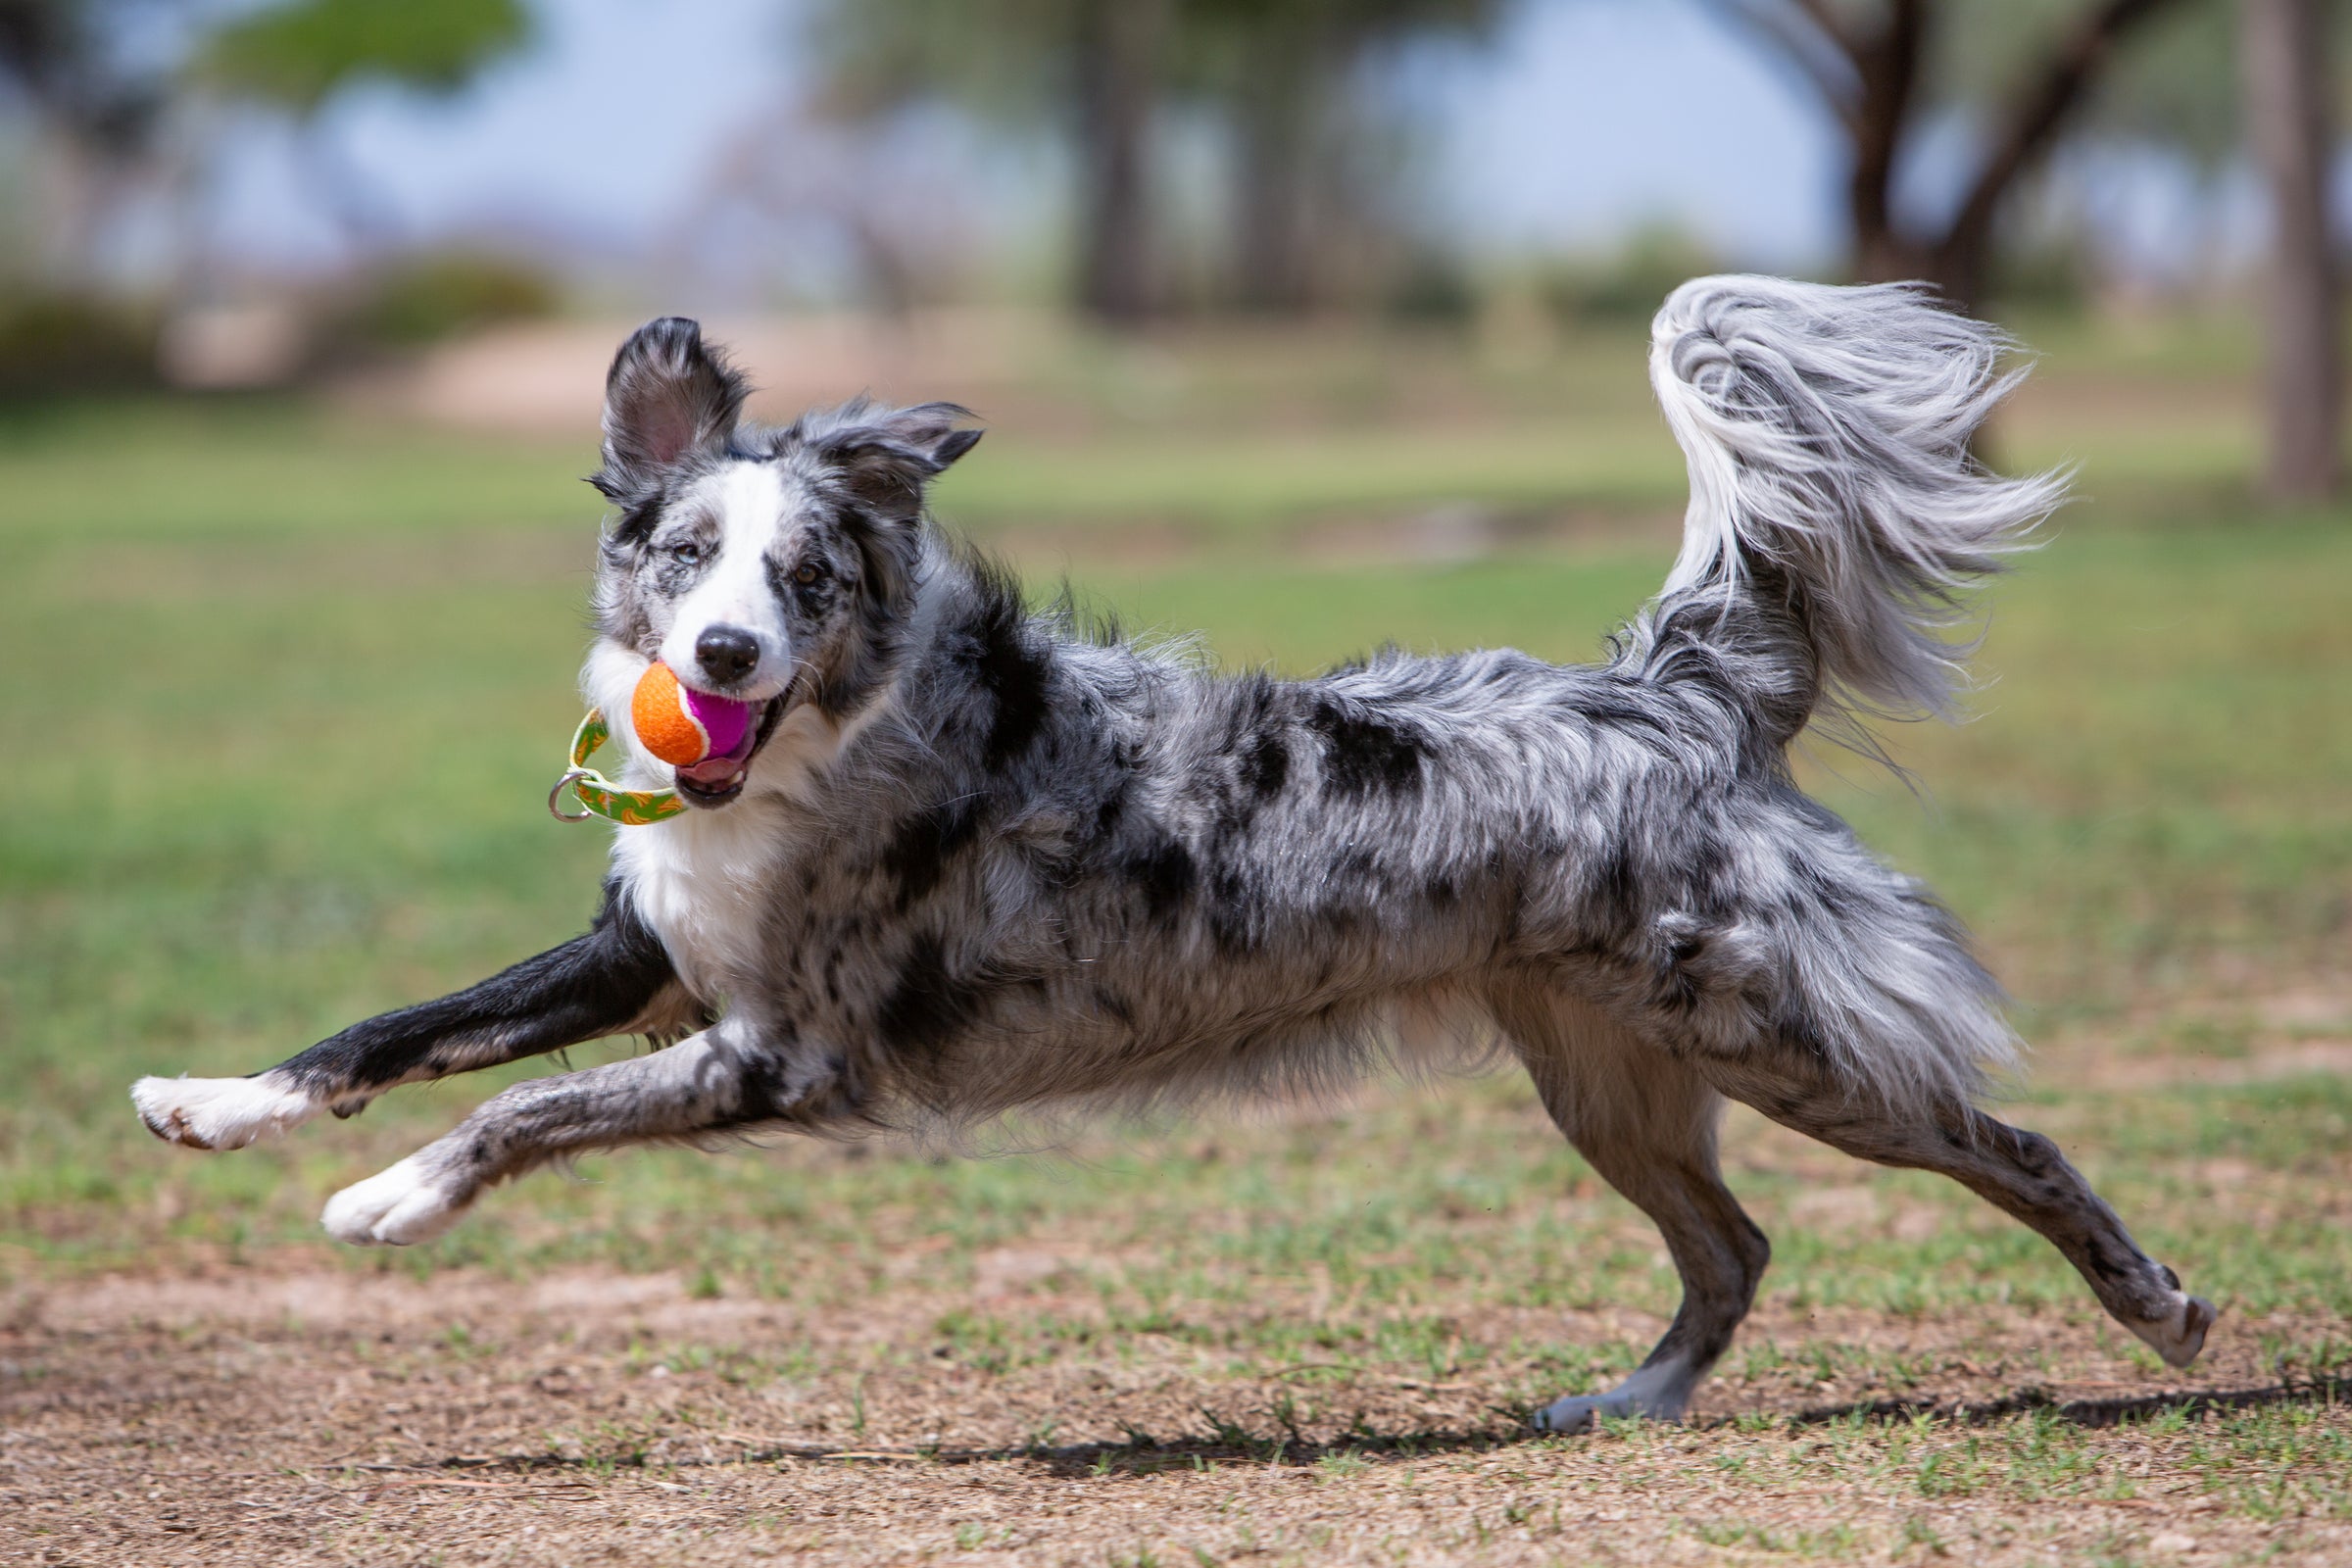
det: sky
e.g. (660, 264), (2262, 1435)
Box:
(195, 0), (1854, 286)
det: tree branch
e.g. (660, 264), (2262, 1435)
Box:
(1939, 0), (2191, 259)
(1847, 0), (1925, 271)
(1784, 0), (1857, 55)
(1697, 0), (1862, 127)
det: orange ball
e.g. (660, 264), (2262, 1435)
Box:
(631, 661), (713, 766)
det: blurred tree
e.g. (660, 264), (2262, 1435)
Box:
(0, 0), (178, 282)
(810, 0), (1501, 321)
(2238, 0), (2339, 498)
(1177, 0), (1502, 314)
(191, 0), (532, 247)
(1704, 0), (2198, 308)
(812, 0), (1167, 323)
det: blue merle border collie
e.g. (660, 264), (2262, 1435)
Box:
(132, 276), (2214, 1432)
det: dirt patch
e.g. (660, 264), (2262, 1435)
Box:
(7, 1259), (2348, 1567)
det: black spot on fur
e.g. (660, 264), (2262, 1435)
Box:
(1205, 867), (1256, 956)
(606, 495), (667, 548)
(1304, 697), (1425, 799)
(881, 795), (983, 908)
(1587, 843), (1645, 947)
(1776, 999), (1836, 1063)
(1240, 727), (1291, 800)
(876, 931), (986, 1060)
(1093, 783), (1127, 836)
(1126, 838), (1196, 921)
(701, 1053), (807, 1133)
(965, 580), (1051, 770)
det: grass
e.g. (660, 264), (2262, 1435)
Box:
(0, 313), (2347, 1563)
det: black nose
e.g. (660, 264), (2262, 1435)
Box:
(694, 625), (761, 685)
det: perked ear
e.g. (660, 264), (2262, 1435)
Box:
(814, 401), (984, 518)
(591, 318), (750, 500)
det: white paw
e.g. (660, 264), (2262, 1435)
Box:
(1533, 1394), (1640, 1434)
(321, 1155), (471, 1247)
(131, 1073), (319, 1151)
(1534, 1360), (1696, 1433)
(2128, 1291), (2219, 1369)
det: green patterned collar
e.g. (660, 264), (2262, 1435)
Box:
(548, 710), (686, 826)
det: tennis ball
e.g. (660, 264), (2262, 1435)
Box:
(631, 661), (756, 767)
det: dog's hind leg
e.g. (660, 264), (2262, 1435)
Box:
(1706, 1054), (2216, 1369)
(132, 878), (695, 1152)
(1494, 986), (1771, 1434)
(318, 1016), (823, 1245)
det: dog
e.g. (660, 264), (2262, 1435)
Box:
(130, 276), (2215, 1432)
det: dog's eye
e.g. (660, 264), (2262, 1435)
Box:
(670, 541), (704, 565)
(793, 563), (822, 587)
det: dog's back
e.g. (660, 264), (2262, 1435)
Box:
(705, 277), (2062, 1130)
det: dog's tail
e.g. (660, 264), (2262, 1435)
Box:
(1645, 274), (2066, 754)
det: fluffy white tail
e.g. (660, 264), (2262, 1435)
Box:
(1648, 275), (2067, 742)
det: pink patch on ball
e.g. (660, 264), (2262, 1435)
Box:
(682, 684), (754, 758)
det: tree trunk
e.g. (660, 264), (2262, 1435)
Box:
(1846, 0), (1927, 286)
(1073, 0), (1163, 327)
(2239, 0), (2341, 500)
(1834, 0), (2186, 315)
(1230, 26), (1322, 314)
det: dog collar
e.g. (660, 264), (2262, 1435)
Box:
(548, 710), (686, 826)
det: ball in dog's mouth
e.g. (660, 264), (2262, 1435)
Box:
(672, 696), (785, 807)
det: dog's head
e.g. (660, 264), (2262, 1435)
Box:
(586, 318), (980, 808)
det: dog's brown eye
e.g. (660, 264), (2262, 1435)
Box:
(793, 563), (821, 587)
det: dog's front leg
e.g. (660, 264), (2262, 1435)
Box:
(320, 1017), (822, 1246)
(131, 878), (693, 1152)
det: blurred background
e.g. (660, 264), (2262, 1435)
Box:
(0, 0), (2346, 465)
(0, 0), (2347, 1418)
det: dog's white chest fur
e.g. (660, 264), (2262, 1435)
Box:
(613, 808), (793, 1001)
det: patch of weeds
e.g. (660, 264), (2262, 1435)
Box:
(1914, 1435), (1986, 1498)
(1315, 1449), (1370, 1481)
(1898, 1514), (1945, 1553)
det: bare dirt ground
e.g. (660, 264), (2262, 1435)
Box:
(10, 1102), (2349, 1568)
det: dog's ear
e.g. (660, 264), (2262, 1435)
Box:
(591, 318), (750, 500)
(813, 402), (983, 520)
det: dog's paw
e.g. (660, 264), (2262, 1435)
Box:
(2128, 1289), (2219, 1369)
(1532, 1394), (1639, 1434)
(321, 1156), (471, 1247)
(131, 1073), (318, 1151)
(1533, 1360), (1697, 1434)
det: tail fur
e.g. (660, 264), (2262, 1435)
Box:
(1648, 274), (2067, 750)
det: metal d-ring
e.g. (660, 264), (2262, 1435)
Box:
(547, 766), (596, 822)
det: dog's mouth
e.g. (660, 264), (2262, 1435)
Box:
(671, 695), (786, 808)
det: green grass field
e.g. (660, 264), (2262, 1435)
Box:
(1, 318), (2348, 1564)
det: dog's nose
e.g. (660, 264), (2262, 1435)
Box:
(694, 625), (761, 685)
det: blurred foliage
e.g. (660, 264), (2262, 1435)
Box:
(193, 0), (530, 115)
(1533, 228), (1728, 326)
(1380, 247), (1479, 322)
(1984, 230), (2099, 311)
(332, 251), (560, 351)
(1787, 0), (2326, 169)
(808, 0), (1073, 124)
(0, 0), (173, 152)
(1932, 0), (2244, 165)
(0, 290), (156, 399)
(808, 0), (1505, 313)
